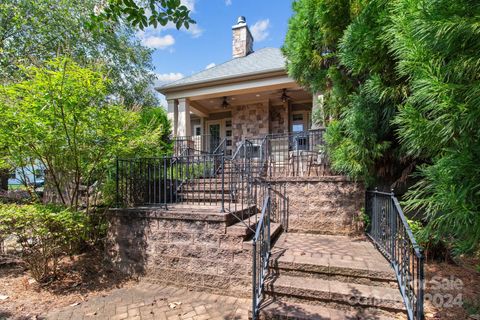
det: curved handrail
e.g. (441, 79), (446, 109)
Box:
(366, 190), (424, 320)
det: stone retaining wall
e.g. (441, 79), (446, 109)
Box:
(106, 208), (252, 297)
(269, 177), (365, 235)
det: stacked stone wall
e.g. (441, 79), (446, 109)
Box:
(269, 177), (365, 235)
(107, 210), (252, 297)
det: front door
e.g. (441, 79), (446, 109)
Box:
(208, 123), (221, 153)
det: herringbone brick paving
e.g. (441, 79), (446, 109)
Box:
(42, 283), (249, 320)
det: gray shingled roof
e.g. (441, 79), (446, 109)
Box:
(158, 47), (286, 91)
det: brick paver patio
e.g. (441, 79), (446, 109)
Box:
(43, 283), (250, 320)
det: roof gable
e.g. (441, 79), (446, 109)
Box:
(158, 48), (286, 92)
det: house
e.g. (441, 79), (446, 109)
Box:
(157, 16), (322, 159)
(109, 17), (421, 320)
(7, 163), (45, 188)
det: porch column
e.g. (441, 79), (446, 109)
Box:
(312, 92), (325, 128)
(177, 98), (191, 137)
(167, 99), (178, 136)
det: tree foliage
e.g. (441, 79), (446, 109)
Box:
(389, 0), (480, 254)
(0, 59), (171, 210)
(0, 0), (192, 108)
(284, 0), (480, 254)
(94, 0), (195, 30)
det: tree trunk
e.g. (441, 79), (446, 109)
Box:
(0, 170), (8, 191)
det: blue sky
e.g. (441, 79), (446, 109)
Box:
(137, 0), (294, 88)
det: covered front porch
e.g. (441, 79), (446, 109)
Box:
(165, 83), (327, 177)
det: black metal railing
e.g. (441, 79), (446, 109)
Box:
(116, 153), (226, 209)
(366, 189), (424, 320)
(252, 193), (271, 320)
(174, 135), (222, 156)
(266, 129), (328, 177)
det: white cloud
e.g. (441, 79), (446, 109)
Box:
(135, 0), (202, 49)
(205, 63), (216, 70)
(181, 0), (196, 12)
(250, 19), (270, 42)
(186, 24), (204, 38)
(156, 72), (184, 83)
(225, 0), (232, 5)
(142, 34), (175, 49)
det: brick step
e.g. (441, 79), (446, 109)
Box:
(265, 275), (405, 313)
(258, 300), (398, 320)
(270, 250), (397, 288)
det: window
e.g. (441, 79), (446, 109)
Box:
(292, 114), (303, 121)
(291, 113), (305, 133)
(193, 125), (201, 136)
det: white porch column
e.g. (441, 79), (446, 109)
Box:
(312, 92), (325, 128)
(167, 99), (178, 136)
(177, 98), (191, 137)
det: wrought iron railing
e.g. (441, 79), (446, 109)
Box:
(116, 153), (225, 209)
(266, 129), (328, 177)
(116, 140), (288, 320)
(366, 189), (424, 320)
(173, 134), (222, 156)
(252, 192), (271, 320)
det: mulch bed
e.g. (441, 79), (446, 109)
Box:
(0, 250), (479, 319)
(0, 250), (135, 320)
(424, 257), (480, 319)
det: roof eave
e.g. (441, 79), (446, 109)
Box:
(156, 67), (287, 94)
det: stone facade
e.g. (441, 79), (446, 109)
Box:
(232, 17), (253, 58)
(269, 104), (288, 135)
(269, 177), (365, 235)
(231, 102), (269, 145)
(106, 208), (252, 298)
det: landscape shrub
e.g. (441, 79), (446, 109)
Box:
(0, 203), (89, 282)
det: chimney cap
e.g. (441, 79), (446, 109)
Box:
(237, 16), (246, 24)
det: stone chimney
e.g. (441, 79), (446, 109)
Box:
(232, 16), (254, 58)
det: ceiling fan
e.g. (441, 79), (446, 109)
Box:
(280, 88), (292, 103)
(221, 96), (229, 109)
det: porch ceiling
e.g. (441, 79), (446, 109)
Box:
(190, 87), (312, 115)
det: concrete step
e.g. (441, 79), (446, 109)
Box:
(258, 300), (398, 320)
(179, 185), (232, 193)
(270, 233), (397, 287)
(176, 193), (233, 202)
(270, 253), (397, 288)
(226, 213), (260, 237)
(265, 275), (405, 313)
(242, 223), (283, 250)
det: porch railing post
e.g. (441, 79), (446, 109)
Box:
(221, 153), (225, 213)
(252, 239), (257, 320)
(418, 254), (425, 320)
(390, 189), (396, 264)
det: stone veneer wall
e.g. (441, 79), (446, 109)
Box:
(269, 177), (365, 235)
(106, 209), (252, 297)
(269, 104), (288, 135)
(232, 102), (269, 145)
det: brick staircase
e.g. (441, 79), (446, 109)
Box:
(258, 233), (407, 320)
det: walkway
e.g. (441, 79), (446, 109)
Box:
(43, 284), (250, 320)
(262, 233), (406, 319)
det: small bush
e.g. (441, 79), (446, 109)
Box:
(0, 203), (89, 282)
(408, 218), (451, 262)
